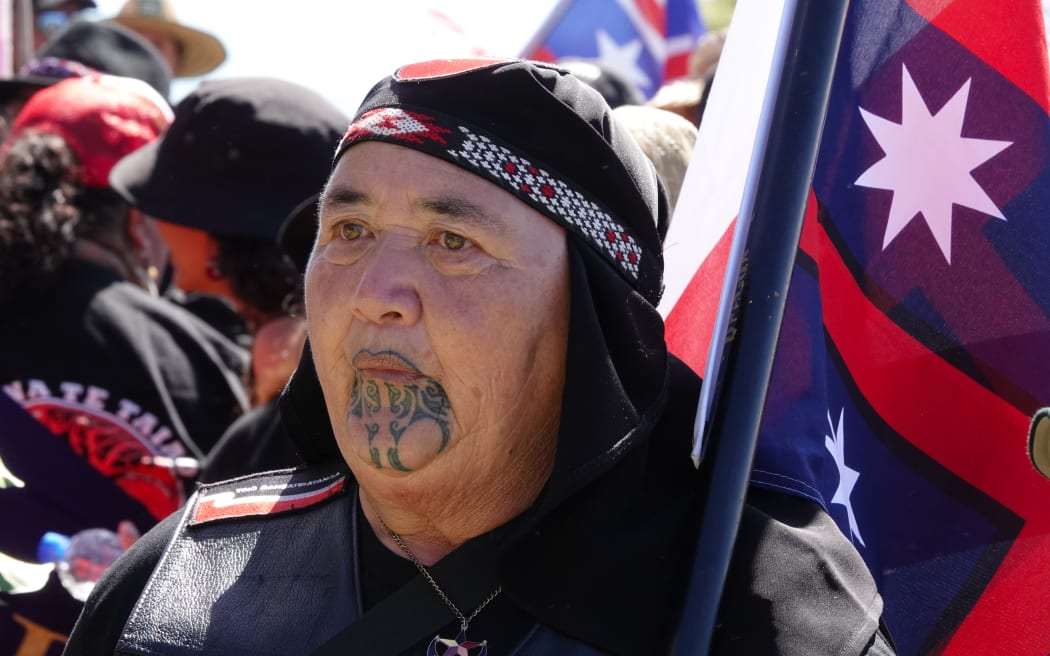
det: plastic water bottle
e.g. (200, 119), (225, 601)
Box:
(37, 528), (126, 602)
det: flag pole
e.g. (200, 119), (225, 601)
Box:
(518, 0), (574, 59)
(671, 0), (849, 654)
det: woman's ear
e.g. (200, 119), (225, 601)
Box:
(123, 208), (168, 296)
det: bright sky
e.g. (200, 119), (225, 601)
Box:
(85, 0), (562, 116)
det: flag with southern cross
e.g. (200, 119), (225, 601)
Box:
(520, 0), (706, 98)
(746, 1), (1050, 653)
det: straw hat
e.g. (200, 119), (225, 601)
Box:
(109, 0), (225, 78)
(0, 20), (172, 103)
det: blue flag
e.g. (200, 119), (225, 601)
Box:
(521, 0), (706, 98)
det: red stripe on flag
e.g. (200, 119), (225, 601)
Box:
(664, 52), (691, 80)
(944, 523), (1050, 654)
(665, 218), (737, 375)
(905, 0), (1050, 114)
(801, 204), (1050, 653)
(635, 0), (666, 34)
(530, 45), (557, 63)
(802, 211), (1046, 516)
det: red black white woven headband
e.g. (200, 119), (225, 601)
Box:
(335, 106), (651, 285)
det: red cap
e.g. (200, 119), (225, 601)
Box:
(8, 74), (172, 188)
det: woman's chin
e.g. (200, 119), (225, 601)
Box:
(340, 425), (449, 476)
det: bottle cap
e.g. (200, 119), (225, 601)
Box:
(37, 531), (72, 563)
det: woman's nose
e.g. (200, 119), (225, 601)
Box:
(348, 239), (423, 326)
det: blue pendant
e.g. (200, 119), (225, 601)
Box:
(426, 625), (488, 656)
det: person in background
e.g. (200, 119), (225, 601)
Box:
(108, 77), (348, 404)
(0, 73), (249, 514)
(0, 20), (172, 140)
(612, 104), (698, 221)
(646, 76), (706, 127)
(65, 58), (892, 656)
(647, 27), (727, 128)
(198, 193), (319, 483)
(106, 0), (225, 78)
(558, 57), (644, 108)
(31, 0), (95, 50)
(0, 75), (249, 647)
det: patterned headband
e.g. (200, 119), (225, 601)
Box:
(335, 106), (652, 287)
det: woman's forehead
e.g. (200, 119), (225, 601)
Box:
(323, 142), (561, 234)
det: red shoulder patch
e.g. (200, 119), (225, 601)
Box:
(395, 58), (512, 81)
(189, 468), (346, 526)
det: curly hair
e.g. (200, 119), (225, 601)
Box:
(0, 132), (81, 306)
(213, 235), (303, 319)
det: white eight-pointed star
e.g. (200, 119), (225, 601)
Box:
(855, 64), (1012, 263)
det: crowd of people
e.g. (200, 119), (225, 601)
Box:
(0, 2), (894, 655)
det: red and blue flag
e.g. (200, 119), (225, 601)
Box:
(521, 0), (706, 98)
(663, 0), (1050, 652)
(743, 1), (1050, 653)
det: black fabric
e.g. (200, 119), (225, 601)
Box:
(199, 400), (303, 483)
(109, 77), (348, 241)
(63, 479), (887, 656)
(163, 287), (252, 350)
(557, 58), (646, 107)
(0, 258), (249, 516)
(314, 499), (525, 656)
(340, 58), (665, 305)
(0, 20), (171, 102)
(35, 0), (96, 9)
(277, 192), (320, 272)
(710, 488), (884, 655)
(355, 498), (534, 655)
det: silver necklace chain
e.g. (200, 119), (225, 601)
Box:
(379, 516), (503, 629)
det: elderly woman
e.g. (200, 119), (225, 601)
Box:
(66, 60), (892, 655)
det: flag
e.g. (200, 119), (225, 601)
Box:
(0, 392), (156, 655)
(662, 1), (850, 651)
(736, 1), (1050, 653)
(659, 0), (787, 463)
(0, 0), (12, 78)
(520, 0), (706, 98)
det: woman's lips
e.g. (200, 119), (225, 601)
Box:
(351, 350), (425, 383)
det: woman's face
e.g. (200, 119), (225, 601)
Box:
(306, 142), (570, 500)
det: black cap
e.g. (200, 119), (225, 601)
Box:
(34, 0), (96, 9)
(0, 20), (171, 102)
(110, 77), (348, 242)
(335, 58), (665, 305)
(557, 58), (645, 108)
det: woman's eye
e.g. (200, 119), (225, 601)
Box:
(340, 223), (365, 241)
(441, 232), (468, 250)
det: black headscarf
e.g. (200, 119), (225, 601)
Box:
(280, 59), (700, 654)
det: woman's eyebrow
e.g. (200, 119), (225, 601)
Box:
(320, 186), (371, 210)
(415, 196), (506, 232)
